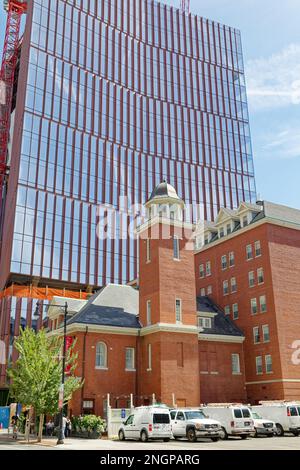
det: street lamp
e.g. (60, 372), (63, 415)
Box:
(34, 300), (69, 445)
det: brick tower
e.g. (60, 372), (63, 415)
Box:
(137, 181), (200, 407)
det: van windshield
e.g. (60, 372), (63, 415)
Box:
(251, 412), (261, 419)
(184, 411), (206, 420)
(153, 414), (170, 424)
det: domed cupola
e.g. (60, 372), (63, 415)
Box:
(145, 180), (185, 221)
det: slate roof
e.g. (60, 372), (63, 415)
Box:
(197, 296), (244, 337)
(67, 284), (141, 329)
(147, 180), (183, 204)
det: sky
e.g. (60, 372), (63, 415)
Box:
(0, 0), (299, 208)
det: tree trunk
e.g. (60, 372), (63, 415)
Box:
(38, 413), (44, 442)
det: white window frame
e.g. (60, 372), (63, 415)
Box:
(199, 317), (212, 329)
(199, 263), (205, 278)
(146, 300), (151, 326)
(253, 326), (260, 344)
(231, 277), (237, 293)
(231, 353), (241, 375)
(221, 255), (227, 270)
(147, 343), (152, 371)
(175, 298), (182, 323)
(255, 240), (261, 257)
(265, 355), (273, 374)
(260, 295), (267, 313)
(246, 244), (253, 260)
(232, 303), (239, 320)
(146, 238), (151, 262)
(223, 280), (229, 295)
(206, 261), (211, 276)
(224, 305), (230, 316)
(207, 285), (212, 295)
(256, 356), (263, 375)
(262, 324), (270, 343)
(257, 267), (264, 284)
(229, 251), (235, 267)
(173, 236), (180, 260)
(125, 347), (135, 371)
(251, 298), (258, 315)
(200, 288), (205, 296)
(249, 271), (255, 287)
(95, 342), (108, 369)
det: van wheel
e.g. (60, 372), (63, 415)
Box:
(118, 430), (125, 441)
(219, 427), (228, 440)
(163, 438), (170, 442)
(187, 428), (197, 442)
(292, 430), (299, 437)
(241, 435), (248, 440)
(275, 424), (284, 437)
(140, 430), (148, 442)
(211, 437), (219, 442)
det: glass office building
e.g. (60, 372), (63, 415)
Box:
(0, 0), (256, 379)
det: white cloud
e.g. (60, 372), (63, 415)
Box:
(261, 126), (300, 160)
(246, 44), (300, 110)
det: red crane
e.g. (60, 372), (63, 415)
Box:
(180, 0), (190, 14)
(0, 1), (27, 220)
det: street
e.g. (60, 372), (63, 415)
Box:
(0, 435), (299, 450)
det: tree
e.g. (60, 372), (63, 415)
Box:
(8, 327), (82, 442)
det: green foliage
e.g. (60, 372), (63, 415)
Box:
(72, 415), (106, 433)
(7, 327), (83, 417)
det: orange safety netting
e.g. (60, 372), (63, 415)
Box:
(0, 285), (90, 301)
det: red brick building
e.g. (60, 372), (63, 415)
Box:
(48, 183), (300, 416)
(194, 200), (300, 403)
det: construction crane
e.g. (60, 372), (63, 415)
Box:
(180, 0), (190, 14)
(0, 1), (27, 232)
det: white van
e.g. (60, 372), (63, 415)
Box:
(250, 409), (276, 437)
(201, 404), (254, 440)
(170, 408), (221, 442)
(118, 405), (173, 442)
(252, 402), (300, 436)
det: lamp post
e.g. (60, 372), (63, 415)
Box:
(34, 300), (69, 445)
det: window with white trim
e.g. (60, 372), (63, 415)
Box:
(262, 324), (270, 342)
(146, 300), (151, 326)
(175, 299), (182, 323)
(224, 305), (230, 316)
(265, 355), (273, 373)
(146, 238), (151, 262)
(199, 264), (205, 278)
(243, 215), (248, 227)
(253, 326), (260, 344)
(251, 298), (257, 315)
(206, 261), (211, 276)
(256, 356), (263, 374)
(173, 236), (180, 260)
(260, 295), (267, 313)
(226, 223), (232, 235)
(96, 342), (107, 369)
(231, 277), (237, 293)
(223, 280), (229, 295)
(248, 271), (255, 287)
(221, 255), (227, 270)
(257, 268), (264, 284)
(200, 288), (205, 296)
(207, 285), (212, 295)
(147, 343), (152, 370)
(255, 240), (261, 257)
(199, 317), (212, 329)
(246, 244), (253, 260)
(125, 348), (135, 370)
(231, 354), (241, 374)
(232, 303), (239, 320)
(229, 251), (235, 267)
(219, 227), (225, 238)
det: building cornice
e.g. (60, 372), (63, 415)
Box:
(245, 378), (300, 385)
(137, 216), (194, 234)
(197, 311), (217, 318)
(195, 216), (300, 254)
(199, 333), (245, 343)
(140, 323), (199, 336)
(48, 323), (140, 337)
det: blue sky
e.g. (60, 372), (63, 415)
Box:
(1, 0), (299, 208)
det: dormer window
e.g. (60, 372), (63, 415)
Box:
(198, 317), (212, 329)
(219, 227), (225, 238)
(226, 223), (232, 235)
(242, 215), (248, 227)
(204, 234), (209, 245)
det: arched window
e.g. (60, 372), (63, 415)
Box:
(95, 342), (107, 369)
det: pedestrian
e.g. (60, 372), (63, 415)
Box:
(46, 419), (54, 437)
(62, 415), (67, 437)
(11, 414), (19, 440)
(65, 417), (72, 438)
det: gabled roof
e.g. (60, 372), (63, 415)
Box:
(215, 208), (239, 225)
(197, 296), (244, 337)
(67, 284), (140, 329)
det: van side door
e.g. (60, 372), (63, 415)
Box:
(123, 415), (135, 439)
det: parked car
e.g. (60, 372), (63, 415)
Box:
(170, 408), (221, 442)
(249, 410), (276, 437)
(201, 404), (254, 440)
(118, 405), (172, 442)
(252, 402), (300, 436)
